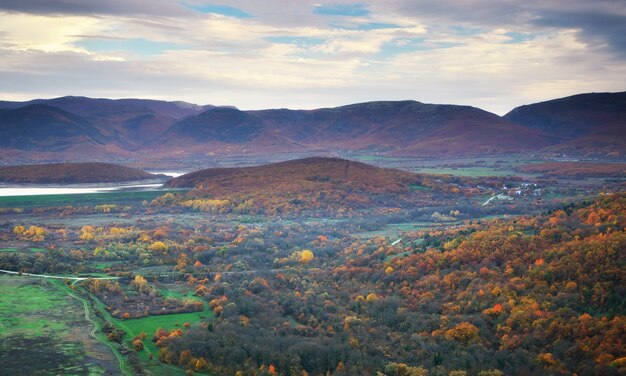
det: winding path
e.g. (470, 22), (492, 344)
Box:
(482, 195), (497, 206)
(55, 282), (132, 376)
(1, 270), (130, 375)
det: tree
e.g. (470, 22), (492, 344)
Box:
(79, 232), (95, 242)
(149, 241), (168, 252)
(179, 349), (192, 367)
(444, 322), (480, 345)
(384, 362), (428, 376)
(299, 250), (315, 264)
(131, 274), (149, 292)
(195, 357), (208, 371)
(132, 339), (144, 351)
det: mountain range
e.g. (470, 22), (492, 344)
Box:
(0, 92), (624, 164)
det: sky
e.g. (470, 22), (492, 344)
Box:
(0, 0), (624, 115)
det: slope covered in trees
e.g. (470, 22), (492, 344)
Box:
(151, 193), (626, 375)
(1, 174), (623, 375)
(165, 157), (420, 211)
(518, 161), (626, 178)
(0, 162), (160, 184)
(164, 157), (505, 215)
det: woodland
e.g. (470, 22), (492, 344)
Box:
(0, 158), (624, 376)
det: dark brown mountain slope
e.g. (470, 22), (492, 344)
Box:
(0, 93), (622, 162)
(167, 157), (417, 192)
(0, 162), (160, 184)
(504, 91), (626, 157)
(0, 104), (106, 151)
(165, 157), (428, 212)
(161, 107), (265, 144)
(34, 97), (207, 149)
(160, 101), (553, 156)
(0, 96), (207, 150)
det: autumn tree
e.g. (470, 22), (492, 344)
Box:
(445, 322), (480, 345)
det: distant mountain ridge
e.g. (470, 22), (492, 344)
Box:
(0, 92), (623, 162)
(156, 100), (556, 156)
(0, 96), (210, 151)
(504, 92), (626, 157)
(0, 104), (106, 151)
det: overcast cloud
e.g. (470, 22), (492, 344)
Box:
(0, 0), (624, 114)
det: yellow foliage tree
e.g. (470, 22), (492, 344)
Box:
(79, 232), (95, 242)
(195, 357), (208, 370)
(299, 250), (314, 264)
(132, 274), (148, 288)
(149, 241), (168, 252)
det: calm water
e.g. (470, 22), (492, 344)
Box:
(0, 170), (188, 197)
(148, 170), (187, 178)
(0, 183), (166, 197)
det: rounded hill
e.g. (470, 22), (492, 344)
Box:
(0, 162), (161, 184)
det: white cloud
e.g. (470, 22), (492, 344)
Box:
(0, 1), (624, 114)
(0, 13), (99, 52)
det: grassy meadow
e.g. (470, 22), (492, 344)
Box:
(0, 275), (119, 375)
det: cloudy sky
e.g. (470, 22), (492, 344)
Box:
(0, 0), (624, 114)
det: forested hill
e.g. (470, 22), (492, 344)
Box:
(166, 157), (418, 191)
(165, 157), (422, 213)
(0, 162), (160, 184)
(164, 157), (507, 215)
(152, 193), (626, 375)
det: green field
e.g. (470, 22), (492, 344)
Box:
(415, 167), (518, 177)
(0, 189), (187, 208)
(88, 284), (214, 376)
(353, 155), (396, 162)
(354, 221), (445, 238)
(93, 261), (123, 269)
(0, 276), (68, 336)
(0, 247), (47, 253)
(0, 275), (120, 375)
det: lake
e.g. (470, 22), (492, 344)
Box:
(0, 171), (188, 197)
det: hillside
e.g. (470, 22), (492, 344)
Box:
(0, 104), (106, 151)
(161, 107), (265, 144)
(36, 97), (207, 148)
(518, 162), (626, 178)
(0, 97), (207, 150)
(165, 157), (430, 213)
(149, 191), (626, 376)
(504, 92), (626, 157)
(159, 101), (552, 156)
(0, 93), (624, 162)
(0, 162), (160, 184)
